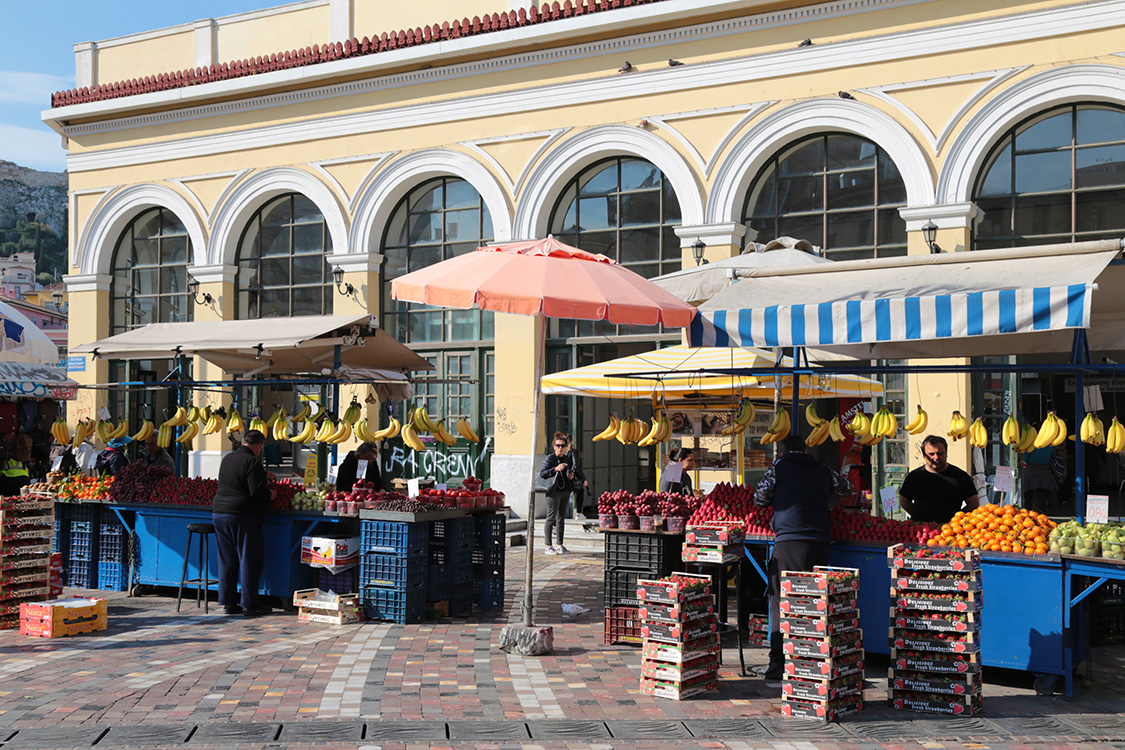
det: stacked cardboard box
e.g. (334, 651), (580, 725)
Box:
(747, 613), (769, 647)
(682, 522), (743, 564)
(636, 572), (719, 700)
(20, 597), (106, 638)
(888, 545), (983, 716)
(0, 496), (54, 629)
(293, 588), (364, 625)
(780, 566), (864, 721)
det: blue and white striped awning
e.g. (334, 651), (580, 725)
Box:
(690, 284), (1092, 349)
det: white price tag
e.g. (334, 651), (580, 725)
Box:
(1087, 494), (1110, 524)
(436, 483), (447, 491)
(407, 477), (421, 498)
(993, 466), (1015, 494)
(879, 486), (898, 515)
(97, 407), (111, 421)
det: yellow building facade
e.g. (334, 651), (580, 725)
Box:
(48, 0), (1125, 515)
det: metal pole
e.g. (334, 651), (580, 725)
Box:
(1075, 371), (1085, 523)
(523, 313), (547, 628)
(332, 344), (342, 470)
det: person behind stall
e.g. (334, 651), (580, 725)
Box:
(658, 447), (695, 495)
(0, 433), (30, 496)
(336, 441), (383, 492)
(752, 434), (853, 680)
(95, 437), (132, 476)
(538, 431), (587, 555)
(142, 434), (176, 472)
(898, 435), (979, 524)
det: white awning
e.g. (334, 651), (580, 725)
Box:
(71, 315), (433, 376)
(0, 300), (63, 366)
(0, 361), (78, 400)
(690, 240), (1124, 359)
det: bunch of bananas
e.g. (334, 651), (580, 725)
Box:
(131, 420), (155, 442)
(201, 410), (225, 436)
(617, 417), (649, 445)
(1010, 422), (1039, 453)
(870, 406), (898, 439)
(967, 417), (989, 449)
(638, 415), (672, 446)
(291, 402), (312, 423)
(947, 411), (970, 441)
(903, 405), (929, 435)
(720, 399), (757, 436)
(341, 400), (362, 426)
(315, 419), (353, 445)
(95, 419), (130, 444)
(456, 419), (480, 443)
(272, 413), (291, 442)
(400, 422), (426, 452)
(50, 418), (72, 446)
(845, 410), (884, 446)
(177, 420), (200, 445)
(228, 410), (244, 433)
(409, 406), (440, 434)
(1104, 417), (1125, 454)
(593, 416), (621, 442)
(289, 416), (319, 444)
(1080, 411), (1107, 446)
(156, 423), (175, 449)
(1033, 411), (1068, 449)
(358, 417), (402, 442)
(164, 406), (189, 429)
(760, 408), (791, 445)
(804, 404), (835, 446)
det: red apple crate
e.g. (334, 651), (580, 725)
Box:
(894, 591), (982, 613)
(781, 612), (860, 638)
(638, 597), (715, 624)
(888, 668), (982, 695)
(636, 572), (712, 604)
(641, 616), (718, 644)
(892, 648), (981, 674)
(893, 571), (982, 593)
(780, 567), (859, 596)
(641, 632), (720, 663)
(639, 673), (718, 701)
(680, 544), (740, 564)
(640, 652), (719, 682)
(888, 688), (982, 715)
(604, 606), (643, 645)
(685, 522), (744, 545)
(780, 594), (857, 617)
(890, 628), (980, 654)
(892, 609), (980, 633)
(781, 694), (863, 721)
(888, 544), (981, 572)
(782, 672), (863, 701)
(785, 652), (865, 680)
(783, 630), (863, 659)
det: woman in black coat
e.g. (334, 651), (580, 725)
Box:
(538, 432), (587, 555)
(336, 441), (382, 492)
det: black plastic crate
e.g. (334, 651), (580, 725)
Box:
(473, 513), (506, 547)
(471, 545), (504, 568)
(472, 568), (504, 610)
(316, 566), (359, 594)
(98, 530), (128, 564)
(67, 558), (96, 589)
(51, 504), (70, 560)
(360, 552), (427, 591)
(450, 588), (473, 617)
(604, 566), (652, 607)
(97, 560), (129, 591)
(362, 586), (425, 624)
(428, 564), (451, 602)
(430, 517), (474, 550)
(360, 520), (429, 557)
(69, 503), (101, 527)
(605, 532), (681, 573)
(429, 544), (473, 570)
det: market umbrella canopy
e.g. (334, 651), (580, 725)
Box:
(71, 315), (433, 376)
(0, 300), (63, 366)
(390, 238), (697, 327)
(0, 361), (78, 400)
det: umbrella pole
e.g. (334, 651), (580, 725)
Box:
(523, 313), (547, 627)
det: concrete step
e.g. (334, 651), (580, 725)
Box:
(505, 516), (604, 552)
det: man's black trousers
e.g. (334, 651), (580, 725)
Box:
(213, 512), (265, 609)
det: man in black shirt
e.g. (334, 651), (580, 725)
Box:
(898, 435), (979, 524)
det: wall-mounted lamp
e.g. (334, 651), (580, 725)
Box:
(332, 265), (356, 297)
(692, 238), (708, 266)
(51, 290), (64, 311)
(187, 277), (213, 305)
(922, 220), (942, 254)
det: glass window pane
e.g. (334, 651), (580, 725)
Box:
(162, 236), (188, 265)
(261, 197), (291, 227)
(578, 164), (617, 196)
(291, 286), (322, 317)
(827, 135), (876, 170)
(1015, 111), (1071, 152)
(409, 245), (441, 271)
(779, 139), (825, 176)
(290, 195), (320, 224)
(408, 212), (441, 243)
(748, 170), (776, 216)
(619, 228), (660, 264)
(160, 268), (185, 295)
(260, 288), (289, 318)
(447, 309), (478, 341)
(827, 170), (876, 210)
(481, 310), (495, 339)
(445, 209), (481, 242)
(260, 226), (289, 257)
(385, 208), (408, 248)
(827, 211), (875, 249)
(975, 199), (1013, 240)
(292, 254), (323, 281)
(662, 226), (681, 261)
(133, 238), (158, 266)
(625, 262), (660, 279)
(878, 158), (907, 205)
(575, 231), (616, 259)
(551, 184), (578, 233)
(1076, 144), (1125, 188)
(978, 145), (1013, 197)
(261, 257), (289, 287)
(1014, 151), (1072, 193)
(620, 159), (659, 191)
(1078, 107), (1125, 146)
(411, 311), (442, 342)
(292, 224), (324, 254)
(776, 215), (823, 246)
(163, 294), (188, 323)
(1014, 194), (1071, 236)
(443, 179), (477, 209)
(133, 268), (158, 295)
(662, 179), (681, 223)
(578, 196), (614, 230)
(877, 208), (907, 247)
(1076, 188), (1125, 233)
(620, 190), (660, 227)
(777, 176), (822, 213)
(410, 184), (442, 213)
(132, 296), (157, 326)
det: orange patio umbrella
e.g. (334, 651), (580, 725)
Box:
(391, 238), (696, 626)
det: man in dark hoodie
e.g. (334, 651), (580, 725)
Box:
(752, 433), (853, 679)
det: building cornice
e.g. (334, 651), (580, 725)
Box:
(63, 274), (112, 293)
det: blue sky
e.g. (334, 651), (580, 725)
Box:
(2, 1), (272, 173)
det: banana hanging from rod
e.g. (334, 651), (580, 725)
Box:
(592, 416), (621, 442)
(131, 420), (155, 442)
(903, 405), (929, 436)
(227, 410), (244, 434)
(400, 422), (426, 452)
(456, 418), (480, 443)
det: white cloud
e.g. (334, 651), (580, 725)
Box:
(0, 123), (68, 173)
(0, 71), (73, 106)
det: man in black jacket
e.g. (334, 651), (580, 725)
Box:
(213, 430), (276, 617)
(335, 441), (382, 492)
(753, 433), (853, 679)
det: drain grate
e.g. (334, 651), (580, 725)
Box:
(684, 719), (772, 739)
(910, 716), (1003, 737)
(95, 726), (193, 747)
(446, 721), (530, 740)
(991, 716), (1078, 736)
(3, 727), (108, 749)
(526, 720), (611, 739)
(189, 723), (280, 743)
(606, 720), (693, 739)
(277, 721), (363, 742)
(364, 721), (448, 740)
(759, 718), (853, 739)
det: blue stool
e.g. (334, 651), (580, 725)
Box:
(177, 522), (218, 614)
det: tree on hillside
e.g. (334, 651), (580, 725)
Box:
(0, 218), (68, 279)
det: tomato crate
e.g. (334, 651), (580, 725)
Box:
(2, 570), (49, 587)
(641, 633), (720, 663)
(297, 607), (363, 625)
(638, 597), (714, 624)
(785, 652), (865, 680)
(639, 674), (718, 701)
(680, 544), (740, 564)
(640, 652), (719, 682)
(890, 629), (981, 654)
(0, 553), (49, 572)
(888, 668), (982, 695)
(888, 688), (982, 716)
(781, 612), (860, 638)
(0, 583), (49, 601)
(781, 694), (863, 721)
(891, 648), (982, 674)
(0, 540), (50, 556)
(0, 498), (53, 513)
(782, 672), (863, 701)
(641, 616), (718, 644)
(604, 606), (644, 645)
(888, 545), (981, 573)
(780, 593), (858, 617)
(292, 589), (361, 612)
(892, 609), (981, 633)
(636, 573), (712, 604)
(781, 567), (859, 596)
(894, 591), (982, 613)
(783, 629), (863, 659)
(893, 572), (982, 593)
(685, 522), (744, 546)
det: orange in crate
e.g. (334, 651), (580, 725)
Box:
(20, 598), (107, 638)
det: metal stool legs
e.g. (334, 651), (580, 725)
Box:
(177, 524), (218, 614)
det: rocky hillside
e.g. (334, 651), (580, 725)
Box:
(0, 161), (67, 236)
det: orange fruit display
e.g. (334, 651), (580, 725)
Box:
(927, 503), (1056, 555)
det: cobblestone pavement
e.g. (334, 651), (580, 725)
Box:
(0, 548), (1121, 749)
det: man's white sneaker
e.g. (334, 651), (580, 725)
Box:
(545, 546), (557, 555)
(557, 546), (569, 554)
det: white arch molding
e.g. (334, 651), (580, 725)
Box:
(209, 167), (348, 266)
(75, 183), (207, 276)
(708, 99), (935, 225)
(349, 149), (514, 257)
(939, 64), (1125, 204)
(514, 125), (704, 240)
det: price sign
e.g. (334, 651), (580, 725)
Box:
(407, 477), (421, 499)
(993, 466), (1015, 495)
(879, 486), (898, 515)
(1087, 494), (1109, 524)
(303, 455), (318, 488)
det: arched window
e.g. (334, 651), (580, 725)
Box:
(110, 207), (191, 334)
(743, 134), (907, 260)
(381, 177), (494, 343)
(974, 104), (1125, 249)
(236, 193), (333, 318)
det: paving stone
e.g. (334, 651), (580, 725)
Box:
(606, 720), (694, 739)
(683, 719), (772, 738)
(189, 723), (281, 742)
(95, 725), (195, 747)
(447, 720), (530, 739)
(363, 721), (449, 740)
(276, 721), (363, 741)
(4, 727), (109, 748)
(526, 720), (611, 739)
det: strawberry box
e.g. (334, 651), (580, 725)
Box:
(297, 607), (363, 625)
(641, 633), (720, 663)
(782, 672), (863, 701)
(888, 545), (981, 572)
(638, 597), (715, 624)
(781, 694), (863, 721)
(639, 673), (718, 700)
(890, 628), (980, 654)
(641, 616), (718, 643)
(746, 630), (767, 647)
(894, 571), (982, 593)
(888, 688), (982, 715)
(892, 609), (980, 633)
(891, 648), (981, 674)
(680, 544), (739, 564)
(783, 629), (863, 659)
(636, 573), (712, 604)
(780, 612), (860, 638)
(641, 653), (719, 682)
(781, 567), (859, 596)
(893, 591), (982, 613)
(747, 614), (770, 632)
(292, 589), (361, 612)
(888, 668), (982, 695)
(785, 652), (865, 680)
(780, 594), (858, 617)
(685, 522), (744, 545)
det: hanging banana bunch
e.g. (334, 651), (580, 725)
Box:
(845, 410), (872, 438)
(760, 408), (791, 445)
(1105, 417), (1125, 454)
(227, 410), (244, 434)
(400, 422), (426, 452)
(456, 418), (480, 443)
(720, 399), (756, 436)
(870, 406), (898, 438)
(903, 405), (929, 435)
(1032, 411), (1068, 449)
(1080, 411), (1107, 446)
(592, 416), (621, 442)
(131, 420), (155, 442)
(370, 417), (402, 441)
(50, 419), (71, 446)
(947, 411), (970, 441)
(968, 417), (988, 449)
(638, 414), (672, 446)
(341, 399), (362, 426)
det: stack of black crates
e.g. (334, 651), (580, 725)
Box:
(603, 530), (682, 645)
(66, 504), (100, 589)
(471, 513), (505, 611)
(888, 545), (983, 716)
(97, 509), (133, 591)
(779, 566), (864, 721)
(0, 493), (53, 628)
(430, 516), (473, 616)
(636, 572), (719, 700)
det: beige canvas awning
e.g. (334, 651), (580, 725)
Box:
(71, 315), (433, 376)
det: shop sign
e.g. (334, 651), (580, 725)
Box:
(67, 356), (85, 373)
(303, 455), (318, 487)
(1064, 376), (1125, 393)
